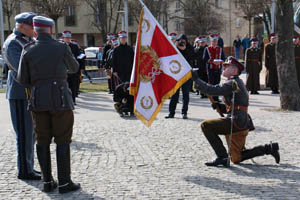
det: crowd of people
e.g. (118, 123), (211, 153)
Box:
(5, 10), (300, 195)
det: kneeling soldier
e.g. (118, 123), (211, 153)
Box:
(17, 16), (80, 193)
(192, 56), (280, 167)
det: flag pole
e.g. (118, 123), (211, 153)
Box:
(137, 0), (145, 7)
(136, 0), (192, 71)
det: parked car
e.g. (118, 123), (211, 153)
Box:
(84, 47), (103, 68)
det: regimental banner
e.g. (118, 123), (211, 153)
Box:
(129, 6), (192, 127)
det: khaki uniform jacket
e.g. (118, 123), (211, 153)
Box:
(193, 75), (254, 131)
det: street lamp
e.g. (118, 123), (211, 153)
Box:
(0, 0), (5, 50)
(122, 0), (129, 44)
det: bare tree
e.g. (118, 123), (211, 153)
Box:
(23, 0), (77, 38)
(276, 0), (300, 110)
(84, 0), (122, 43)
(2, 0), (20, 33)
(235, 0), (271, 37)
(129, 0), (170, 31)
(178, 0), (224, 36)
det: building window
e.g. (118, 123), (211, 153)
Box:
(175, 1), (181, 10)
(235, 18), (241, 28)
(65, 6), (76, 26)
(215, 0), (222, 8)
(87, 34), (95, 47)
(175, 21), (181, 31)
(235, 0), (241, 8)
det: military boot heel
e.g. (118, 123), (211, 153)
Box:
(36, 145), (57, 192)
(56, 144), (80, 194)
(265, 142), (280, 164)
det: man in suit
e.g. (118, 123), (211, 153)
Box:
(2, 12), (41, 180)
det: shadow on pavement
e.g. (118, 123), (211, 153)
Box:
(184, 171), (300, 198)
(72, 140), (113, 153)
(22, 180), (105, 200)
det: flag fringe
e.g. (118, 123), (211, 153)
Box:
(129, 7), (144, 96)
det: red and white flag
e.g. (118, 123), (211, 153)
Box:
(130, 6), (192, 127)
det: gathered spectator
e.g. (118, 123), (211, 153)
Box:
(165, 34), (194, 119)
(112, 31), (134, 84)
(241, 34), (250, 59)
(233, 35), (242, 60)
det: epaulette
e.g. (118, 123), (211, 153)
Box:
(24, 41), (36, 49)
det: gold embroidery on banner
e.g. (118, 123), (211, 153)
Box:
(169, 60), (182, 74)
(141, 96), (154, 110)
(139, 45), (161, 83)
(142, 18), (150, 33)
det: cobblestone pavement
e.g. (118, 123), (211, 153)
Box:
(1, 85), (300, 199)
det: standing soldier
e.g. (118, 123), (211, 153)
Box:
(194, 35), (208, 98)
(101, 33), (115, 93)
(17, 16), (80, 193)
(192, 56), (280, 167)
(203, 34), (225, 102)
(112, 31), (134, 84)
(106, 38), (120, 93)
(2, 12), (41, 180)
(168, 32), (177, 44)
(62, 30), (81, 104)
(265, 33), (279, 94)
(294, 35), (300, 88)
(245, 38), (262, 94)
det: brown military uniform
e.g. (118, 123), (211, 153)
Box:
(17, 33), (79, 146)
(294, 44), (300, 88)
(245, 47), (262, 93)
(193, 70), (280, 165)
(264, 42), (279, 92)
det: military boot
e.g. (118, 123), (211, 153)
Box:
(56, 144), (80, 194)
(205, 157), (230, 167)
(241, 142), (280, 164)
(265, 142), (280, 164)
(36, 145), (57, 192)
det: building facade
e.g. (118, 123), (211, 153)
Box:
(1, 0), (251, 50)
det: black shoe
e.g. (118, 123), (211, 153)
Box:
(266, 142), (280, 164)
(44, 180), (58, 192)
(182, 114), (188, 119)
(165, 114), (174, 119)
(250, 91), (254, 94)
(254, 91), (260, 94)
(205, 157), (230, 167)
(18, 172), (42, 180)
(272, 90), (279, 94)
(58, 181), (81, 194)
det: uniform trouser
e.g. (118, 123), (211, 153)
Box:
(32, 110), (74, 146)
(9, 99), (34, 175)
(207, 69), (221, 102)
(68, 76), (79, 102)
(201, 118), (241, 158)
(234, 47), (240, 60)
(169, 79), (192, 115)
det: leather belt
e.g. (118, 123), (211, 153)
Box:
(227, 105), (248, 113)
